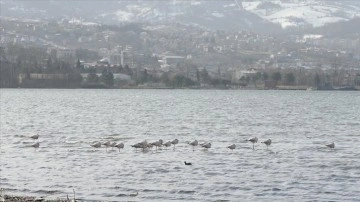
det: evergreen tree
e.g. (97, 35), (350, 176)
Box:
(271, 72), (282, 83)
(314, 73), (321, 87)
(101, 69), (114, 87)
(285, 72), (295, 85)
(262, 72), (269, 81)
(76, 58), (81, 70)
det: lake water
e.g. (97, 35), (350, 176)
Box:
(0, 89), (360, 201)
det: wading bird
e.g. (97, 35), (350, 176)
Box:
(31, 142), (39, 151)
(102, 141), (111, 152)
(110, 142), (117, 150)
(325, 142), (335, 149)
(189, 140), (198, 151)
(115, 142), (124, 152)
(146, 143), (153, 150)
(227, 144), (236, 151)
(151, 140), (162, 151)
(163, 141), (172, 150)
(30, 134), (39, 140)
(201, 142), (211, 150)
(261, 139), (272, 149)
(171, 139), (179, 150)
(90, 142), (101, 149)
(248, 137), (258, 150)
(131, 143), (142, 152)
(132, 140), (148, 152)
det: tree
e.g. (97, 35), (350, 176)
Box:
(200, 68), (210, 83)
(160, 72), (171, 86)
(171, 74), (195, 88)
(262, 72), (269, 81)
(101, 69), (114, 87)
(285, 72), (295, 85)
(271, 72), (282, 83)
(314, 73), (321, 87)
(124, 64), (132, 76)
(196, 69), (200, 83)
(118, 65), (124, 73)
(87, 68), (99, 83)
(239, 76), (248, 86)
(76, 58), (83, 71)
(143, 69), (148, 83)
(46, 57), (53, 71)
(252, 72), (262, 87)
(354, 74), (360, 86)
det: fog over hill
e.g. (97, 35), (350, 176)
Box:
(1, 0), (360, 34)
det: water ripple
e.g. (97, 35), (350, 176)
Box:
(1, 89), (360, 201)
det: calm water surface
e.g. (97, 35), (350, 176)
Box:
(0, 89), (360, 201)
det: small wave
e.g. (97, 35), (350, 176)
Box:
(142, 189), (164, 193)
(178, 190), (195, 194)
(228, 186), (241, 190)
(205, 172), (221, 176)
(32, 189), (62, 195)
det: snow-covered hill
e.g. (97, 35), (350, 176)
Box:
(242, 0), (360, 28)
(1, 0), (360, 32)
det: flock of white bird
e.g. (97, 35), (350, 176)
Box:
(28, 134), (335, 153)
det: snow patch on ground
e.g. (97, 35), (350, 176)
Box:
(223, 3), (236, 8)
(115, 10), (134, 22)
(242, 0), (360, 28)
(212, 12), (224, 18)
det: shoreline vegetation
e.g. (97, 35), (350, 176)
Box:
(0, 189), (78, 202)
(1, 85), (359, 91)
(1, 194), (72, 202)
(1, 195), (69, 202)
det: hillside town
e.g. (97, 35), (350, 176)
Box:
(1, 17), (360, 90)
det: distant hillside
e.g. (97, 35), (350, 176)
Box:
(311, 18), (360, 37)
(1, 0), (359, 34)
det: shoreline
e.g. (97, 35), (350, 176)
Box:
(0, 86), (359, 91)
(0, 194), (71, 202)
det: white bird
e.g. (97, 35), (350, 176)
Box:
(132, 141), (148, 152)
(151, 140), (162, 151)
(163, 141), (172, 150)
(90, 142), (101, 148)
(31, 142), (39, 151)
(102, 141), (111, 151)
(248, 137), (258, 150)
(261, 139), (272, 149)
(171, 139), (179, 150)
(139, 140), (148, 152)
(146, 143), (153, 150)
(227, 144), (236, 151)
(131, 143), (142, 152)
(30, 134), (39, 140)
(110, 142), (117, 150)
(115, 142), (124, 152)
(201, 142), (211, 149)
(189, 140), (198, 151)
(139, 140), (148, 147)
(325, 142), (335, 149)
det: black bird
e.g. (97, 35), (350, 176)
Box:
(184, 161), (192, 165)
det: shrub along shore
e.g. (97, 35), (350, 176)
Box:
(1, 192), (76, 202)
